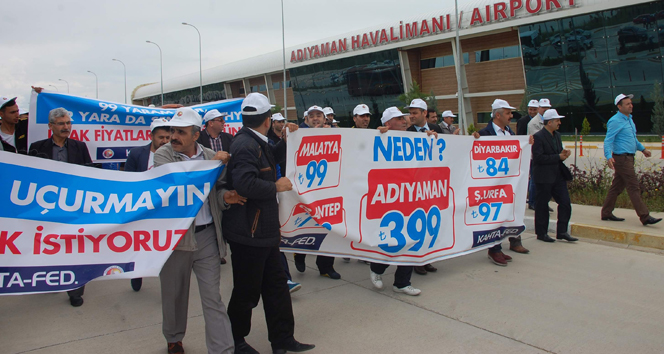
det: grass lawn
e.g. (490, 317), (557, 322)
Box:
(561, 135), (662, 142)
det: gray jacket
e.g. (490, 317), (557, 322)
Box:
(154, 142), (230, 258)
(440, 122), (457, 134)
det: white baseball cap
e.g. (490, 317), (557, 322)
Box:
(491, 99), (516, 110)
(167, 107), (203, 128)
(332, 118), (339, 123)
(150, 118), (169, 131)
(303, 110), (308, 118)
(241, 93), (274, 116)
(0, 96), (17, 109)
(148, 104), (156, 108)
(202, 109), (228, 123)
(441, 110), (456, 118)
(528, 100), (540, 108)
(381, 106), (408, 124)
(538, 98), (551, 107)
(405, 98), (427, 110)
(19, 109), (28, 115)
(353, 104), (371, 116)
(323, 107), (335, 116)
(307, 105), (325, 115)
(272, 113), (286, 121)
(614, 93), (634, 106)
(542, 109), (565, 120)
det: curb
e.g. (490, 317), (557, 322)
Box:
(570, 223), (664, 250)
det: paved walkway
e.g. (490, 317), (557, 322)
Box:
(3, 203), (664, 354)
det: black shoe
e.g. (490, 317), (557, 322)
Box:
(220, 257), (227, 265)
(130, 278), (142, 292)
(536, 234), (556, 243)
(273, 339), (315, 354)
(414, 266), (427, 275)
(320, 270), (341, 279)
(556, 233), (578, 242)
(69, 296), (84, 307)
(548, 206), (554, 212)
(235, 341), (260, 354)
(423, 264), (437, 272)
(643, 216), (663, 226)
(528, 204), (535, 210)
(295, 259), (306, 273)
(602, 215), (625, 222)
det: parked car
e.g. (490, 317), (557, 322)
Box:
(618, 26), (650, 45)
(633, 14), (655, 25)
(567, 28), (592, 40)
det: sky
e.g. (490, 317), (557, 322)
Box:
(2, 0), (447, 111)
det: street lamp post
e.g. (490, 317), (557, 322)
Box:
(281, 0), (287, 120)
(58, 79), (69, 93)
(112, 59), (127, 104)
(146, 40), (164, 106)
(48, 85), (58, 92)
(87, 70), (98, 99)
(182, 22), (203, 104)
(454, 0), (466, 134)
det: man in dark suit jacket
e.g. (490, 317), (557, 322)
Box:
(123, 118), (171, 291)
(516, 100), (539, 135)
(28, 107), (92, 307)
(405, 98), (444, 134)
(198, 109), (233, 153)
(477, 99), (529, 266)
(532, 109), (577, 243)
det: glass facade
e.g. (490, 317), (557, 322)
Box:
(476, 45), (521, 62)
(289, 49), (404, 128)
(519, 1), (664, 133)
(421, 53), (470, 69)
(145, 82), (226, 106)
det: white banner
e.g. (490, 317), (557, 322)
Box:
(279, 129), (531, 265)
(0, 152), (223, 295)
(28, 91), (243, 163)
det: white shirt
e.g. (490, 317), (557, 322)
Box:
(415, 123), (431, 132)
(147, 151), (155, 170)
(177, 144), (213, 226)
(248, 127), (269, 143)
(0, 130), (15, 147)
(492, 122), (511, 136)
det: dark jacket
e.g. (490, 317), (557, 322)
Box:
(0, 118), (29, 154)
(516, 115), (532, 135)
(407, 123), (443, 134)
(197, 129), (233, 152)
(28, 138), (92, 166)
(478, 120), (516, 136)
(125, 143), (152, 172)
(532, 128), (567, 184)
(222, 126), (287, 247)
(267, 128), (286, 177)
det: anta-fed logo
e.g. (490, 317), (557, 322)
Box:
(354, 167), (456, 257)
(102, 148), (115, 159)
(470, 140), (522, 179)
(280, 196), (347, 236)
(294, 135), (342, 194)
(103, 265), (124, 275)
(465, 184), (515, 226)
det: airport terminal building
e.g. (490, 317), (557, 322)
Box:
(132, 0), (664, 133)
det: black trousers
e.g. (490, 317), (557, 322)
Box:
(370, 263), (413, 288)
(227, 241), (295, 349)
(280, 252), (292, 281)
(535, 176), (572, 236)
(67, 285), (85, 298)
(293, 254), (335, 273)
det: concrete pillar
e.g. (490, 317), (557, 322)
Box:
(242, 79), (251, 96)
(223, 83), (233, 99)
(398, 49), (413, 93)
(451, 40), (473, 133)
(264, 74), (276, 104)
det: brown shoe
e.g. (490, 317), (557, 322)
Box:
(414, 266), (427, 275)
(509, 236), (529, 254)
(423, 264), (437, 272)
(168, 341), (184, 354)
(488, 251), (508, 266)
(502, 253), (512, 262)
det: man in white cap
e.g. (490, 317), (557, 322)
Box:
(370, 106), (427, 295)
(477, 99), (530, 266)
(199, 109), (233, 154)
(527, 98), (551, 136)
(406, 98), (443, 134)
(294, 105), (341, 279)
(268, 113), (287, 143)
(439, 110), (460, 135)
(323, 107), (336, 127)
(0, 96), (28, 154)
(532, 109), (577, 243)
(426, 109), (439, 126)
(601, 94), (661, 226)
(222, 93), (314, 354)
(517, 100), (539, 136)
(352, 104), (372, 128)
(300, 105), (328, 128)
(124, 118), (171, 291)
(154, 107), (243, 354)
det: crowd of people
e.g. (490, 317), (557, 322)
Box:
(0, 88), (660, 354)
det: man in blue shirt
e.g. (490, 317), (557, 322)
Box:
(601, 94), (661, 226)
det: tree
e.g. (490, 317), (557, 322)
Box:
(271, 103), (283, 114)
(650, 81), (664, 136)
(581, 117), (591, 136)
(398, 81), (436, 112)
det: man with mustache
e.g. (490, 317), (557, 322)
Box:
(28, 107), (93, 307)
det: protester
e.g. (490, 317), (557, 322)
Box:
(527, 98), (550, 135)
(199, 109), (233, 153)
(478, 99), (530, 266)
(426, 109), (439, 126)
(267, 112), (286, 143)
(601, 94), (661, 226)
(29, 107), (92, 306)
(406, 98), (443, 134)
(0, 96), (28, 154)
(294, 105), (340, 279)
(154, 107), (243, 354)
(222, 93), (314, 354)
(323, 107), (336, 127)
(352, 104), (371, 128)
(532, 109), (578, 243)
(124, 117), (171, 291)
(439, 110), (460, 135)
(517, 100), (539, 136)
